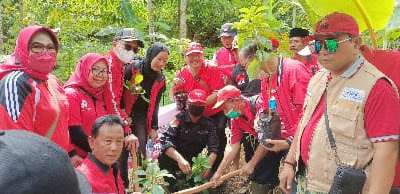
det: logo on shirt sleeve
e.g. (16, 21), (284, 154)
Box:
(339, 87), (365, 103)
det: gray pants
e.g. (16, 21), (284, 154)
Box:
(118, 113), (148, 188)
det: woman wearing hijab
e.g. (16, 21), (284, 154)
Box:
(0, 25), (70, 151)
(64, 53), (108, 164)
(120, 42), (169, 186)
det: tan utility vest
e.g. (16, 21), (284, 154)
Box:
(294, 60), (397, 193)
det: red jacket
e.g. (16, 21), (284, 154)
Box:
(215, 47), (238, 81)
(259, 58), (311, 142)
(77, 154), (125, 193)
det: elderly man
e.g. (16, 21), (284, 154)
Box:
(77, 115), (126, 193)
(280, 12), (400, 194)
(159, 89), (219, 192)
(170, 42), (226, 173)
(103, 28), (141, 188)
(289, 27), (319, 74)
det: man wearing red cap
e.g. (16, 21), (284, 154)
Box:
(280, 12), (400, 194)
(289, 27), (319, 74)
(170, 42), (226, 173)
(213, 23), (239, 84)
(159, 89), (219, 192)
(210, 85), (284, 193)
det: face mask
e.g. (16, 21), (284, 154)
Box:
(188, 105), (205, 117)
(225, 109), (241, 119)
(115, 47), (135, 64)
(27, 51), (57, 75)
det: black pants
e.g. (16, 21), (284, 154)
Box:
(209, 111), (227, 172)
(242, 135), (284, 186)
(118, 113), (148, 188)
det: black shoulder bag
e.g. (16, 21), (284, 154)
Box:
(324, 88), (367, 194)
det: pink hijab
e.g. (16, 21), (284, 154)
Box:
(0, 26), (59, 80)
(64, 53), (107, 100)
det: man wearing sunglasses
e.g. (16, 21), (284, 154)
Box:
(103, 28), (143, 188)
(280, 12), (400, 194)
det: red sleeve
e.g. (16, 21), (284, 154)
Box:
(65, 88), (82, 126)
(365, 78), (400, 143)
(230, 119), (244, 144)
(291, 68), (311, 105)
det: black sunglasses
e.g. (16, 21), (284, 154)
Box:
(124, 44), (139, 54)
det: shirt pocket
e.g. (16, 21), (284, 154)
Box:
(328, 104), (359, 138)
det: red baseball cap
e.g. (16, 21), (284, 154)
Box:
(185, 42), (204, 56)
(213, 85), (241, 109)
(188, 89), (207, 104)
(314, 12), (359, 37)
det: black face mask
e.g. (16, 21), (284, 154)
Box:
(188, 105), (205, 117)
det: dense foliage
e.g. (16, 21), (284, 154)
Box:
(1, 0), (399, 105)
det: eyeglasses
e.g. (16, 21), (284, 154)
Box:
(314, 37), (352, 54)
(91, 67), (107, 76)
(124, 44), (139, 54)
(29, 42), (57, 53)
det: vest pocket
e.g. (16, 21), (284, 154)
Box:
(328, 105), (358, 138)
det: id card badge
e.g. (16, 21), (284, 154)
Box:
(268, 96), (277, 110)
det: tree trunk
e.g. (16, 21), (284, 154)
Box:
(147, 0), (155, 43)
(292, 7), (296, 28)
(179, 0), (187, 38)
(19, 0), (23, 28)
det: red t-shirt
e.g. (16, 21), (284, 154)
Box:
(301, 79), (400, 165)
(65, 87), (107, 157)
(175, 64), (225, 116)
(230, 100), (258, 144)
(259, 58), (311, 142)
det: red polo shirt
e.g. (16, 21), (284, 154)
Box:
(175, 63), (225, 116)
(230, 100), (258, 144)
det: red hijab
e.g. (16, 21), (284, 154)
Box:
(0, 26), (59, 80)
(64, 53), (107, 100)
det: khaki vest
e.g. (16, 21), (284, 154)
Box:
(294, 60), (397, 193)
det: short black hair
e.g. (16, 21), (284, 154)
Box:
(289, 28), (310, 38)
(91, 115), (125, 138)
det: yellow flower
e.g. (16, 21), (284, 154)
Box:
(134, 74), (144, 84)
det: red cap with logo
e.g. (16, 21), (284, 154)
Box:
(213, 85), (241, 109)
(314, 12), (359, 36)
(188, 89), (207, 104)
(185, 42), (204, 56)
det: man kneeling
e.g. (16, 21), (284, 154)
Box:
(159, 89), (219, 192)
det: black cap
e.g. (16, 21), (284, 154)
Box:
(0, 130), (92, 194)
(219, 23), (238, 37)
(114, 28), (144, 48)
(289, 28), (310, 38)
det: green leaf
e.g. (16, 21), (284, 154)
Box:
(151, 185), (165, 194)
(305, 0), (394, 31)
(95, 25), (119, 37)
(131, 178), (145, 184)
(386, 4), (400, 38)
(134, 170), (147, 176)
(119, 0), (137, 26)
(247, 59), (261, 81)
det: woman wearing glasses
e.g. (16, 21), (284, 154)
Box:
(64, 53), (109, 166)
(0, 26), (70, 151)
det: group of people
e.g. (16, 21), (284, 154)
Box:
(0, 11), (399, 194)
